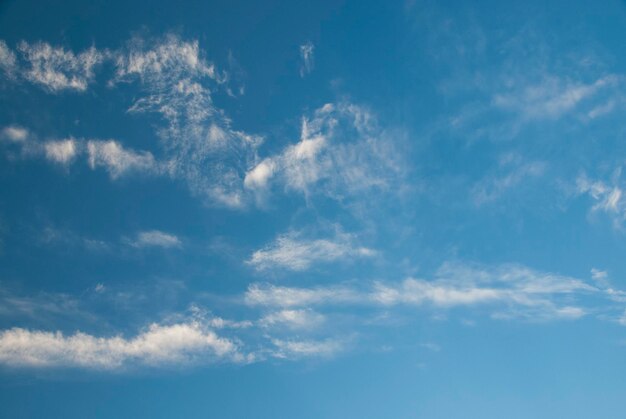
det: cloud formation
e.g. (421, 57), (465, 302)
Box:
(130, 230), (182, 249)
(115, 35), (261, 208)
(0, 40), (17, 76)
(0, 36), (261, 207)
(1, 37), (409, 211)
(248, 229), (375, 271)
(0, 128), (161, 178)
(259, 309), (325, 330)
(0, 320), (245, 369)
(17, 41), (104, 91)
(87, 140), (158, 178)
(271, 338), (343, 359)
(0, 125), (28, 142)
(245, 102), (405, 202)
(576, 173), (626, 228)
(44, 139), (78, 165)
(245, 262), (599, 321)
(299, 42), (314, 77)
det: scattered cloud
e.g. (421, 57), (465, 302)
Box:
(1, 38), (407, 210)
(0, 259), (622, 371)
(0, 36), (262, 207)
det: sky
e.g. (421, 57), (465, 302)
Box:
(1, 0), (626, 417)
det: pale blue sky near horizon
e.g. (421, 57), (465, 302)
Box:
(2, 0), (626, 417)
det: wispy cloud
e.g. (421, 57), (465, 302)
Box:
(271, 338), (343, 359)
(245, 262), (600, 321)
(576, 172), (626, 228)
(39, 226), (109, 252)
(0, 36), (262, 207)
(259, 309), (325, 330)
(0, 285), (87, 324)
(245, 283), (360, 307)
(299, 42), (314, 77)
(244, 102), (405, 203)
(471, 154), (547, 205)
(114, 35), (261, 208)
(0, 40), (17, 76)
(0, 259), (621, 371)
(17, 41), (105, 92)
(421, 13), (626, 146)
(248, 229), (375, 271)
(130, 230), (182, 249)
(1, 38), (407, 210)
(492, 75), (618, 121)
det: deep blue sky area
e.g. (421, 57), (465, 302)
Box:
(2, 0), (626, 418)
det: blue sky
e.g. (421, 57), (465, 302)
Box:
(2, 0), (626, 417)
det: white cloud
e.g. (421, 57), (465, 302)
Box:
(248, 230), (375, 271)
(591, 268), (610, 287)
(472, 155), (547, 205)
(87, 140), (158, 178)
(0, 40), (17, 75)
(1, 36), (262, 207)
(44, 139), (78, 165)
(372, 279), (502, 307)
(493, 76), (617, 120)
(245, 283), (360, 308)
(244, 102), (405, 202)
(299, 42), (314, 77)
(113, 35), (219, 82)
(259, 309), (324, 329)
(17, 41), (104, 92)
(1, 129), (161, 180)
(576, 173), (626, 228)
(1, 125), (28, 142)
(587, 99), (618, 119)
(0, 321), (245, 369)
(271, 338), (343, 359)
(245, 262), (597, 321)
(115, 35), (261, 208)
(3, 38), (405, 209)
(0, 286), (85, 322)
(243, 158), (276, 190)
(131, 230), (182, 249)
